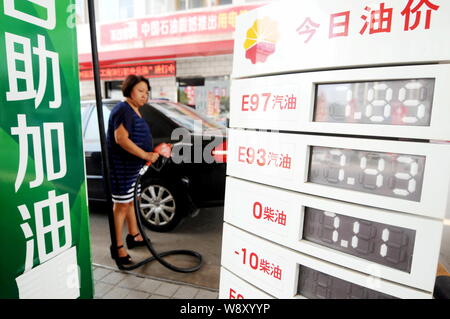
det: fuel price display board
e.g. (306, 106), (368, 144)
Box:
(220, 0), (450, 300)
(230, 64), (450, 140)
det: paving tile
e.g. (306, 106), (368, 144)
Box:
(100, 271), (128, 285)
(124, 290), (150, 299)
(153, 282), (180, 297)
(93, 267), (112, 281)
(94, 281), (114, 298)
(172, 286), (200, 299)
(102, 287), (131, 299)
(135, 278), (163, 293)
(117, 276), (146, 289)
(194, 290), (219, 299)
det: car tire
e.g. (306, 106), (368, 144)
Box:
(138, 178), (184, 232)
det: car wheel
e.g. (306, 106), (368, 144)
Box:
(138, 179), (184, 232)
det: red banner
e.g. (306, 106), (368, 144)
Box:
(100, 4), (262, 46)
(79, 61), (176, 81)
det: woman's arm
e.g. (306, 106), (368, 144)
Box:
(114, 123), (159, 162)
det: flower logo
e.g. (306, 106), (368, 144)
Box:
(243, 17), (280, 64)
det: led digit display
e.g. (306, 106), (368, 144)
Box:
(297, 265), (397, 299)
(308, 146), (426, 201)
(303, 207), (416, 272)
(314, 79), (435, 126)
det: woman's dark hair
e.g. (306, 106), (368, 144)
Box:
(121, 75), (151, 98)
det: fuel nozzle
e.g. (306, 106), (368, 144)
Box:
(153, 142), (172, 158)
(143, 143), (173, 173)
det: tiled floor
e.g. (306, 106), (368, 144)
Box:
(92, 264), (219, 299)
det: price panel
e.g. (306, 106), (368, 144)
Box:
(230, 64), (450, 140)
(224, 177), (443, 292)
(303, 207), (416, 273)
(309, 146), (425, 201)
(223, 0), (450, 301)
(314, 79), (434, 126)
(226, 128), (450, 219)
(297, 265), (397, 299)
(219, 267), (274, 299)
(221, 223), (432, 299)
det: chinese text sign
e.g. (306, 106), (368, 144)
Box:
(0, 0), (93, 299)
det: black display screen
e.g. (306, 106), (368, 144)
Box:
(308, 146), (426, 201)
(297, 265), (398, 299)
(303, 207), (416, 272)
(314, 79), (435, 126)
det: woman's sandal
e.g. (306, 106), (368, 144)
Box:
(126, 233), (146, 249)
(110, 245), (132, 265)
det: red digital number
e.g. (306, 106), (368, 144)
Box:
(241, 95), (250, 111)
(238, 147), (267, 166)
(246, 147), (255, 164)
(261, 93), (271, 111)
(241, 93), (271, 112)
(253, 202), (263, 219)
(250, 94), (259, 111)
(256, 148), (266, 166)
(241, 248), (259, 270)
(238, 146), (246, 162)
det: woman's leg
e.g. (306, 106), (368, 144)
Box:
(113, 202), (130, 257)
(125, 201), (144, 241)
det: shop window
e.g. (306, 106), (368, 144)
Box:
(190, 0), (204, 8)
(177, 78), (205, 108)
(105, 81), (124, 100)
(176, 0), (186, 10)
(204, 77), (230, 126)
(146, 0), (175, 15)
(119, 0), (134, 19)
(176, 0), (209, 11)
(210, 0), (233, 5)
(98, 0), (120, 22)
(177, 77), (229, 126)
(97, 0), (140, 22)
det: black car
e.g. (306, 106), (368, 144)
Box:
(81, 99), (227, 232)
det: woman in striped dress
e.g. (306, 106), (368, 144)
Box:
(106, 75), (159, 264)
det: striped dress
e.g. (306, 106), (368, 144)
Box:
(106, 101), (153, 203)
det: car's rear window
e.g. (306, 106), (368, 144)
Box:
(82, 102), (116, 146)
(150, 102), (224, 132)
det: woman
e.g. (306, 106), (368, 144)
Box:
(106, 75), (159, 264)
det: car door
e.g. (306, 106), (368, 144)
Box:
(82, 102), (115, 201)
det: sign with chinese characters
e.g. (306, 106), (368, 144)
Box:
(0, 0), (93, 298)
(224, 177), (443, 292)
(100, 4), (262, 46)
(233, 0), (450, 78)
(221, 223), (431, 299)
(230, 64), (450, 141)
(79, 60), (176, 81)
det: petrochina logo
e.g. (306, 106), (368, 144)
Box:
(244, 17), (280, 64)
